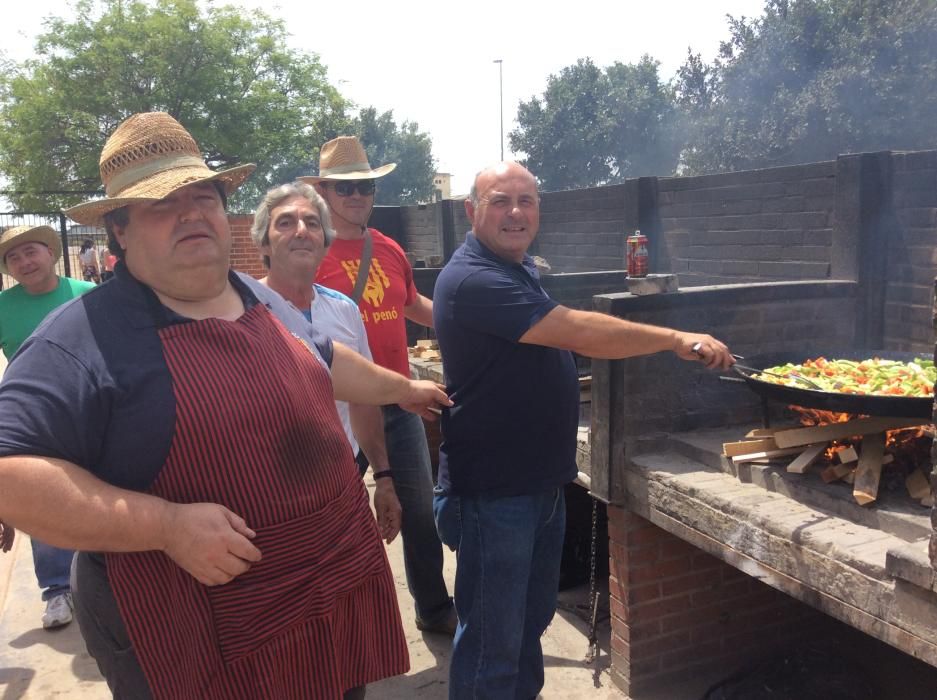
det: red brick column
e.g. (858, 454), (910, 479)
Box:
(607, 506), (822, 696)
(228, 214), (265, 279)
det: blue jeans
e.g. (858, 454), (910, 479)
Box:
(382, 405), (451, 621)
(434, 486), (566, 700)
(31, 538), (74, 601)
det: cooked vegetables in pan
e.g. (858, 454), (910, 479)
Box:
(754, 357), (936, 397)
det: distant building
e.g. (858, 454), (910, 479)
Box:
(433, 172), (452, 201)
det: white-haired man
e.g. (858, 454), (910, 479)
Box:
(251, 180), (402, 543)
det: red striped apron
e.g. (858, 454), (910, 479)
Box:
(105, 302), (408, 699)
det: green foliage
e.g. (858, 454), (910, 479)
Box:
(0, 0), (348, 212)
(509, 57), (681, 190)
(351, 107), (436, 205)
(679, 0), (937, 174)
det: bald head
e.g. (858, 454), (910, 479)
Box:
(465, 161), (540, 264)
(469, 161), (537, 206)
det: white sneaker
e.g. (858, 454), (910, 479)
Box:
(42, 592), (73, 629)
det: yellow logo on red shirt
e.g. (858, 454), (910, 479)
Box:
(340, 258), (390, 307)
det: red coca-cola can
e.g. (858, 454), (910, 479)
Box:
(626, 230), (648, 277)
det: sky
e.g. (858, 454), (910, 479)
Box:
(3, 0), (768, 197)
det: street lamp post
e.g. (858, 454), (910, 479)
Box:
(493, 59), (503, 160)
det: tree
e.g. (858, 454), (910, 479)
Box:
(679, 0), (937, 174)
(509, 57), (681, 191)
(0, 0), (349, 212)
(351, 107), (435, 205)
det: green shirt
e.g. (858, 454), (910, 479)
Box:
(0, 277), (97, 360)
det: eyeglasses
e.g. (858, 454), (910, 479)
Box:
(329, 180), (376, 197)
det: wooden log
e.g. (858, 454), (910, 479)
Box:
(821, 463), (853, 483)
(731, 447), (804, 465)
(836, 445), (859, 464)
(853, 432), (886, 506)
(786, 443), (827, 474)
(922, 494), (935, 508)
(416, 339), (437, 348)
(843, 470), (856, 485)
(773, 417), (926, 448)
(906, 469), (932, 500)
(723, 438), (778, 457)
(745, 427), (784, 438)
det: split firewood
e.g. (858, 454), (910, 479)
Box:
(853, 432), (886, 506)
(786, 443), (826, 474)
(773, 417), (926, 449)
(836, 445), (859, 464)
(745, 427), (785, 439)
(906, 469), (932, 500)
(922, 494), (935, 508)
(821, 463), (853, 483)
(731, 447), (804, 465)
(723, 438), (778, 457)
(416, 339), (437, 348)
(843, 470), (856, 485)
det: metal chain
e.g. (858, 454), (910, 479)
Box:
(584, 496), (600, 663)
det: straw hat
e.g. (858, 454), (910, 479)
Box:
(0, 225), (61, 275)
(299, 136), (396, 184)
(65, 112), (256, 226)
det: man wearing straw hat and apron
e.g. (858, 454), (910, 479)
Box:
(0, 112), (452, 699)
(306, 137), (456, 637)
(0, 224), (96, 630)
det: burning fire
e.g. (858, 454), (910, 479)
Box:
(790, 407), (933, 466)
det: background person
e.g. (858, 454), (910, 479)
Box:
(305, 136), (455, 636)
(0, 223), (96, 630)
(433, 161), (734, 700)
(78, 237), (100, 283)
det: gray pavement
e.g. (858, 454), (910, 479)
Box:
(0, 476), (623, 699)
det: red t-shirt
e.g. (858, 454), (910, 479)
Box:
(315, 229), (417, 377)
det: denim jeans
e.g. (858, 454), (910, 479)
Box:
(31, 538), (74, 601)
(382, 405), (451, 621)
(434, 486), (566, 700)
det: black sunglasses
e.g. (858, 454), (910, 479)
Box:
(330, 179), (376, 197)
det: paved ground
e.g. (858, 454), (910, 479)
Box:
(0, 475), (624, 699)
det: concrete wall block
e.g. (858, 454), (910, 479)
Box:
(895, 208), (937, 228)
(757, 260), (830, 279)
(780, 245), (831, 262)
(783, 211), (831, 229)
(895, 150), (937, 172)
(710, 199), (764, 216)
(895, 188), (937, 209)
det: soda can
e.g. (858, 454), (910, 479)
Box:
(626, 230), (648, 277)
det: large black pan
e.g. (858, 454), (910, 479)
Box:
(730, 350), (934, 419)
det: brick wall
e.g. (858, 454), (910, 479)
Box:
(534, 184), (629, 272)
(229, 214), (265, 279)
(657, 162), (836, 286)
(607, 508), (824, 696)
(887, 151), (937, 352)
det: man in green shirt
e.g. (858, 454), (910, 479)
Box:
(0, 224), (96, 629)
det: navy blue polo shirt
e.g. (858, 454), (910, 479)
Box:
(433, 233), (579, 497)
(0, 262), (333, 493)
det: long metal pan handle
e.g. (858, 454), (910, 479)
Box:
(732, 363), (825, 391)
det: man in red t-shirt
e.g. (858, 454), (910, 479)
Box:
(304, 136), (455, 636)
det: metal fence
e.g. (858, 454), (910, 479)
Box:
(0, 212), (108, 290)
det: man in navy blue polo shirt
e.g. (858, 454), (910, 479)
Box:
(433, 161), (734, 700)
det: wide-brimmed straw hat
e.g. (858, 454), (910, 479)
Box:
(65, 112), (256, 226)
(299, 136), (396, 184)
(0, 225), (61, 275)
